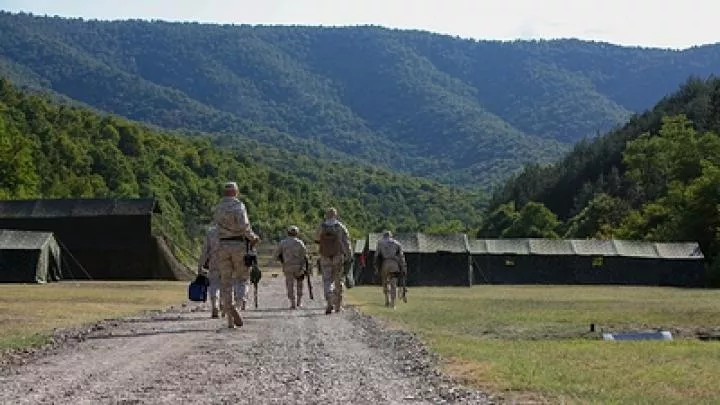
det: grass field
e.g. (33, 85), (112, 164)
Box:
(347, 285), (720, 405)
(0, 281), (187, 351)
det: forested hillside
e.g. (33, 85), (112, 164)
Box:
(481, 77), (720, 283)
(2, 12), (720, 186)
(0, 79), (486, 255)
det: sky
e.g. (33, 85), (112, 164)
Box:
(0, 0), (717, 50)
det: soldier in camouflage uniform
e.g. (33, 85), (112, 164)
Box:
(314, 207), (351, 315)
(374, 230), (407, 309)
(273, 225), (308, 309)
(213, 181), (259, 329)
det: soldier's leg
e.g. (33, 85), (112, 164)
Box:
(235, 264), (250, 311)
(381, 268), (390, 306)
(320, 257), (334, 314)
(389, 274), (398, 309)
(296, 276), (303, 307)
(234, 279), (248, 310)
(217, 246), (235, 328)
(208, 270), (221, 318)
(226, 245), (245, 327)
(332, 257), (344, 311)
(284, 270), (296, 309)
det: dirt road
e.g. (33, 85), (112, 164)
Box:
(0, 276), (491, 404)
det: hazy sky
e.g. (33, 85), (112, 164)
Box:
(0, 0), (717, 49)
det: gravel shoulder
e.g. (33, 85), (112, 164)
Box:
(0, 276), (492, 404)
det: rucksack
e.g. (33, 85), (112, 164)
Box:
(319, 223), (343, 257)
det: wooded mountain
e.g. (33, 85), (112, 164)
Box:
(0, 78), (486, 256)
(2, 12), (720, 187)
(481, 77), (720, 284)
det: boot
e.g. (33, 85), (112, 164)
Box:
(290, 299), (297, 310)
(296, 297), (302, 309)
(240, 300), (247, 311)
(211, 307), (219, 318)
(325, 302), (333, 315)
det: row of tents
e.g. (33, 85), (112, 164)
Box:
(0, 198), (193, 283)
(0, 199), (707, 287)
(350, 233), (706, 287)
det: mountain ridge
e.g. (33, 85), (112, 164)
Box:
(2, 12), (720, 187)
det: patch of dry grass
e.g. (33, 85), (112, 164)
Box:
(0, 281), (187, 350)
(347, 285), (720, 404)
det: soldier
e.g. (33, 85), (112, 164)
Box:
(374, 230), (407, 309)
(213, 181), (259, 329)
(314, 207), (351, 315)
(198, 225), (222, 318)
(273, 225), (308, 309)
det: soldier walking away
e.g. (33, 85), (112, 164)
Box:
(374, 230), (407, 309)
(273, 225), (308, 309)
(213, 181), (259, 329)
(314, 207), (352, 315)
(198, 225), (222, 318)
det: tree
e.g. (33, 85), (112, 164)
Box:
(501, 202), (561, 239)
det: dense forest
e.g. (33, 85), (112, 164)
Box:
(481, 77), (720, 284)
(2, 12), (720, 187)
(0, 79), (487, 258)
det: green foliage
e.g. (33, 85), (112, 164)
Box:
(501, 202), (561, 239)
(477, 202), (519, 238)
(487, 77), (720, 284)
(562, 193), (630, 238)
(0, 79), (486, 256)
(2, 13), (720, 187)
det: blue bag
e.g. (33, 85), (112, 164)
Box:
(188, 275), (208, 302)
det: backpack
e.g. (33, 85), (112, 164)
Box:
(319, 223), (343, 257)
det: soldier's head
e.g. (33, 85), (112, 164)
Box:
(223, 181), (239, 197)
(383, 230), (393, 238)
(287, 225), (299, 236)
(324, 207), (338, 220)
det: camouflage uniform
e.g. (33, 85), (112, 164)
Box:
(213, 192), (257, 328)
(315, 218), (351, 314)
(375, 235), (407, 308)
(273, 233), (308, 309)
(198, 226), (221, 317)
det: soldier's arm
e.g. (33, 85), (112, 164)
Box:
(198, 234), (211, 270)
(235, 203), (258, 241)
(398, 244), (408, 273)
(313, 225), (322, 244)
(339, 223), (352, 256)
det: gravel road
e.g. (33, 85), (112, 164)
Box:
(0, 276), (492, 404)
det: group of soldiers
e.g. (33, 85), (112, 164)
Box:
(197, 181), (408, 329)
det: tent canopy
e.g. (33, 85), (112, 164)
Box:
(0, 229), (62, 283)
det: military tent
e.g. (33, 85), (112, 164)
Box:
(0, 198), (192, 280)
(0, 229), (62, 283)
(470, 238), (705, 286)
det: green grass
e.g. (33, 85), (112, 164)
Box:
(347, 285), (720, 404)
(0, 281), (187, 351)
